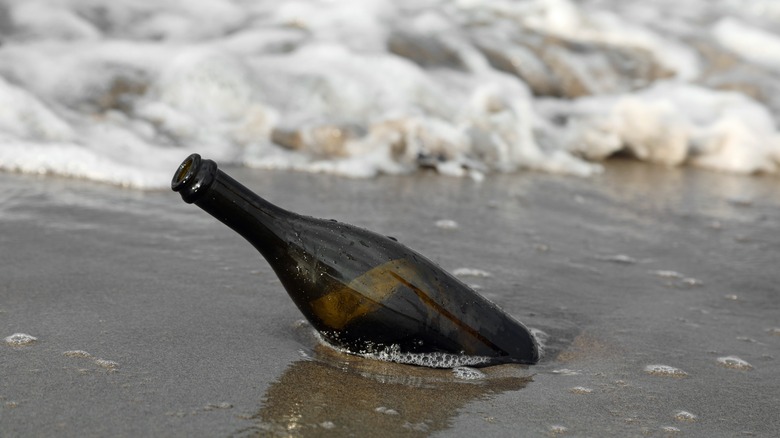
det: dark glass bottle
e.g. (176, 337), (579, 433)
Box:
(172, 154), (539, 367)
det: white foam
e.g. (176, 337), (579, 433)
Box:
(435, 219), (459, 230)
(1, 0), (779, 187)
(94, 358), (120, 370)
(569, 386), (593, 394)
(712, 18), (780, 68)
(717, 356), (753, 370)
(549, 424), (569, 435)
(644, 364), (688, 378)
(453, 267), (493, 277)
(63, 350), (92, 358)
(674, 410), (698, 422)
(452, 366), (486, 380)
(4, 333), (38, 346)
(315, 331), (493, 368)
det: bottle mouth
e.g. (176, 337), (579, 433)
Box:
(171, 153), (218, 203)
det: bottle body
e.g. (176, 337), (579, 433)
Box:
(172, 154), (539, 367)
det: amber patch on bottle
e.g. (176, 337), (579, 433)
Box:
(310, 259), (423, 329)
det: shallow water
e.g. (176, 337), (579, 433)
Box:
(1, 161), (779, 436)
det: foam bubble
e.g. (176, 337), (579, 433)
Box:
(717, 356), (753, 370)
(549, 425), (569, 434)
(4, 333), (38, 346)
(375, 406), (399, 415)
(661, 426), (681, 434)
(530, 328), (548, 358)
(434, 219), (459, 230)
(598, 254), (638, 264)
(63, 350), (92, 358)
(452, 366), (486, 380)
(94, 359), (120, 370)
(569, 386), (593, 394)
(653, 270), (683, 279)
(371, 347), (493, 369)
(644, 364), (688, 378)
(452, 268), (492, 278)
(674, 410), (698, 422)
(315, 331), (493, 368)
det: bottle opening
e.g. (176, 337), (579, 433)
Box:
(171, 153), (217, 203)
(172, 153), (200, 192)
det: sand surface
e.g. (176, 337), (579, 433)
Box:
(2, 161), (779, 437)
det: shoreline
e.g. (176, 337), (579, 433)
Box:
(2, 161), (779, 436)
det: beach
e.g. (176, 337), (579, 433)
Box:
(2, 160), (778, 437)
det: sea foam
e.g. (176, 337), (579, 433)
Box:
(0, 0), (779, 188)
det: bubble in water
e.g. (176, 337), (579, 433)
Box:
(674, 410), (697, 422)
(681, 277), (703, 287)
(94, 359), (120, 370)
(569, 386), (593, 394)
(435, 219), (459, 230)
(644, 364), (688, 378)
(549, 424), (568, 434)
(598, 254), (637, 264)
(653, 270), (683, 278)
(375, 406), (399, 415)
(452, 366), (485, 380)
(453, 267), (492, 278)
(316, 331), (493, 368)
(63, 350), (92, 358)
(717, 356), (753, 370)
(4, 333), (37, 346)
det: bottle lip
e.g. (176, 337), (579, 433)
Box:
(171, 153), (218, 203)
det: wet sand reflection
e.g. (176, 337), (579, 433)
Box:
(234, 345), (532, 437)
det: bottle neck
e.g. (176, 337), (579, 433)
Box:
(172, 154), (292, 257)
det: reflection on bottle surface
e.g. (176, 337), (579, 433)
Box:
(172, 154), (539, 366)
(233, 344), (532, 437)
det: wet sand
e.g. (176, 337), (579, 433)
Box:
(1, 161), (779, 437)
